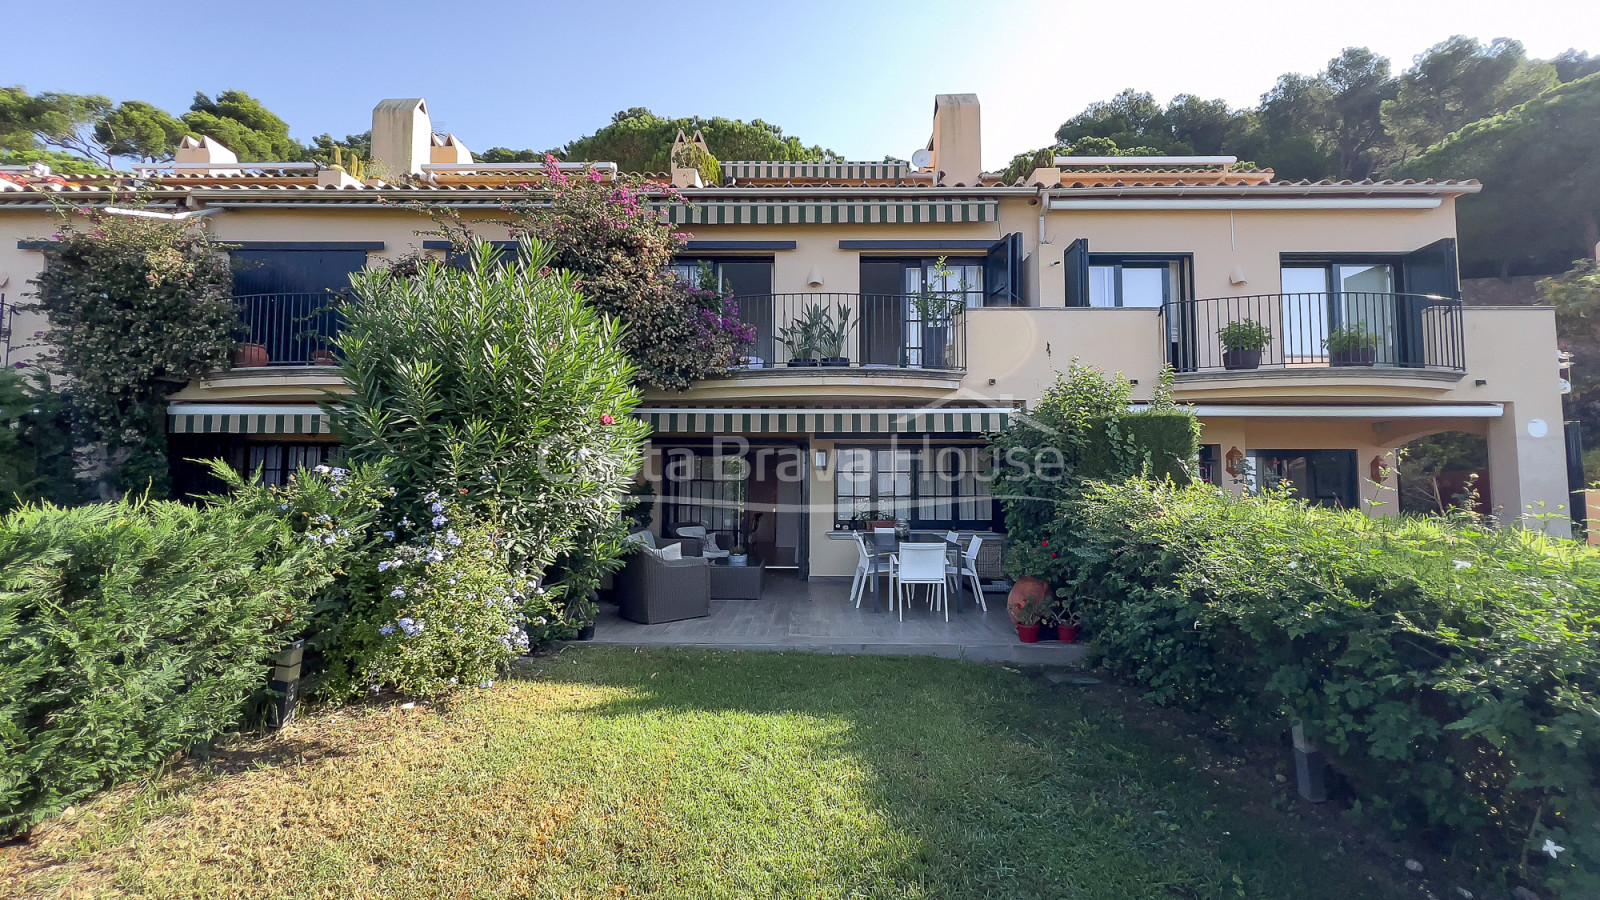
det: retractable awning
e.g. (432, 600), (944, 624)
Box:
(639, 407), (1014, 435)
(167, 404), (334, 435)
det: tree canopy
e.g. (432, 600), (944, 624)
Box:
(1396, 73), (1600, 274)
(481, 108), (841, 172)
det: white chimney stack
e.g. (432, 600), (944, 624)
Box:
(371, 98), (431, 178)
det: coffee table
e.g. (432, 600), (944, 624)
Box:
(709, 558), (765, 600)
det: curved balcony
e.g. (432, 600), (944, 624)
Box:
(724, 292), (967, 373)
(1163, 291), (1466, 376)
(232, 292), (344, 367)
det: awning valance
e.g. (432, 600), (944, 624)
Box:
(639, 407), (1013, 435)
(168, 404), (333, 435)
(720, 161), (910, 182)
(664, 198), (997, 226)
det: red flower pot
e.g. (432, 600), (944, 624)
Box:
(231, 343), (269, 368)
(1016, 623), (1042, 643)
(1058, 624), (1079, 644)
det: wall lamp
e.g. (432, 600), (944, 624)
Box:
(813, 449), (828, 470)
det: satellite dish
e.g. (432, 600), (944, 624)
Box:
(910, 148), (933, 170)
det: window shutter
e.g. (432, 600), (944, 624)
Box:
(1063, 239), (1090, 307)
(984, 233), (1023, 306)
(1401, 238), (1459, 299)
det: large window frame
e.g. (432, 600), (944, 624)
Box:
(834, 442), (995, 530)
(1086, 253), (1193, 309)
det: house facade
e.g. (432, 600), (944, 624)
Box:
(0, 94), (1569, 582)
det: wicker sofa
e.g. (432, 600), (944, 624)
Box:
(613, 534), (711, 624)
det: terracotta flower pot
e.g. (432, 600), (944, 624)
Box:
(232, 343), (269, 368)
(1058, 624), (1080, 644)
(1007, 575), (1050, 623)
(1016, 623), (1042, 643)
(309, 349), (337, 366)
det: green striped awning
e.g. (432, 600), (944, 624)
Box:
(720, 161), (910, 182)
(639, 407), (1012, 435)
(664, 198), (997, 226)
(167, 404), (332, 435)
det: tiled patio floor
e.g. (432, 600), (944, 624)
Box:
(592, 573), (1089, 666)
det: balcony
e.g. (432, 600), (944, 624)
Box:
(232, 292), (344, 367)
(1162, 292), (1466, 377)
(728, 292), (967, 373)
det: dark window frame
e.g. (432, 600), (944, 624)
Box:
(833, 441), (995, 530)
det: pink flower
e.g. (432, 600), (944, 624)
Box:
(600, 414), (616, 426)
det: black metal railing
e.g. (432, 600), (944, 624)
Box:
(232, 293), (346, 366)
(1162, 292), (1465, 374)
(728, 292), (968, 372)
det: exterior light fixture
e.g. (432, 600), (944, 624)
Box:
(813, 449), (828, 470)
(807, 265), (824, 288)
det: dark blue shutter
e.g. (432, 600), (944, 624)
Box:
(1397, 238), (1460, 367)
(984, 232), (1023, 306)
(1063, 239), (1090, 307)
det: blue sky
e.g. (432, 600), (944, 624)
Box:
(7, 0), (1597, 169)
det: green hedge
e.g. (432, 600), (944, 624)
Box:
(1079, 411), (1201, 482)
(0, 491), (336, 835)
(1063, 480), (1600, 896)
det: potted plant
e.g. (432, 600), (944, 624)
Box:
(1055, 597), (1081, 644)
(1326, 323), (1378, 366)
(1217, 318), (1271, 370)
(853, 509), (896, 531)
(309, 348), (337, 366)
(778, 315), (818, 367)
(812, 303), (854, 367)
(1007, 576), (1050, 643)
(232, 342), (269, 367)
(729, 544), (749, 567)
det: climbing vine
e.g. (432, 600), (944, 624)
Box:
(28, 212), (236, 498)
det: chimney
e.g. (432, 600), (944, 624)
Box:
(929, 94), (981, 186)
(371, 98), (431, 178)
(430, 132), (472, 165)
(175, 135), (241, 175)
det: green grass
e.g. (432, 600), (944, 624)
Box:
(2, 648), (1408, 899)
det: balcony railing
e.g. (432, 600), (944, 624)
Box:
(728, 292), (968, 372)
(1162, 292), (1466, 374)
(233, 293), (345, 366)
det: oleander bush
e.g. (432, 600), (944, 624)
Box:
(334, 238), (647, 632)
(0, 466), (352, 835)
(1062, 479), (1600, 896)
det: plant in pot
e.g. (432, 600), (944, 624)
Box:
(232, 341), (270, 368)
(1055, 595), (1082, 644)
(811, 303), (854, 367)
(729, 544), (749, 567)
(1006, 576), (1050, 643)
(1326, 323), (1378, 366)
(854, 508), (896, 531)
(778, 316), (818, 367)
(1217, 318), (1271, 370)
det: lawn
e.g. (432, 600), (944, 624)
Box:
(2, 648), (1411, 900)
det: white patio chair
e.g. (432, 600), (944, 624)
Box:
(893, 543), (949, 622)
(872, 526), (896, 534)
(945, 535), (986, 612)
(849, 532), (893, 609)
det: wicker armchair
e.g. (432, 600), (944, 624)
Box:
(613, 540), (711, 624)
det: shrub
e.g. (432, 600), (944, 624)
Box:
(1063, 480), (1600, 896)
(992, 362), (1198, 588)
(0, 365), (79, 512)
(0, 469), (348, 835)
(329, 499), (557, 699)
(26, 212), (235, 498)
(333, 239), (647, 633)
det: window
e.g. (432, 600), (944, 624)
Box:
(247, 442), (344, 487)
(1280, 259), (1399, 362)
(1087, 256), (1187, 308)
(670, 257), (774, 366)
(835, 444), (993, 528)
(663, 449), (748, 536)
(1249, 449), (1358, 509)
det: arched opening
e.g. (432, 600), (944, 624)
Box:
(1396, 431), (1490, 516)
